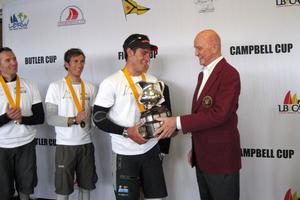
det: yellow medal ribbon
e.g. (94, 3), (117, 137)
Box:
(0, 75), (21, 108)
(122, 67), (146, 113)
(65, 75), (85, 112)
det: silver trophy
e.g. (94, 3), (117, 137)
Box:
(137, 81), (171, 139)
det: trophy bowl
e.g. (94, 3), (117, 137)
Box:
(137, 81), (171, 139)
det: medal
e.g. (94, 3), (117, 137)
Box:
(14, 120), (21, 125)
(80, 121), (86, 128)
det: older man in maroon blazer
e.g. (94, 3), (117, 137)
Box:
(156, 29), (241, 200)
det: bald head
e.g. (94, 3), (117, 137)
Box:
(195, 30), (221, 49)
(194, 29), (222, 66)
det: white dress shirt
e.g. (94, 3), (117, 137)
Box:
(176, 56), (224, 130)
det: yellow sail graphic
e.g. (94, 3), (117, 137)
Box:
(122, 0), (150, 15)
(292, 192), (298, 200)
(292, 94), (298, 104)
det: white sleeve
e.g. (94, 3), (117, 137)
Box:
(89, 84), (97, 107)
(176, 116), (182, 130)
(94, 79), (115, 108)
(30, 82), (42, 104)
(45, 83), (59, 105)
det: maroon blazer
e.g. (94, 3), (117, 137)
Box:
(181, 58), (241, 173)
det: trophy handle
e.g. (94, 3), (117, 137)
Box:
(158, 81), (165, 94)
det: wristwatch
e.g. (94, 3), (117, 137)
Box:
(72, 117), (77, 125)
(68, 117), (77, 127)
(122, 128), (129, 138)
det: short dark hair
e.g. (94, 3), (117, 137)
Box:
(0, 47), (13, 54)
(124, 47), (138, 61)
(0, 47), (14, 65)
(64, 48), (85, 70)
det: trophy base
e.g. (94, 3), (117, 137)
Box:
(139, 106), (171, 139)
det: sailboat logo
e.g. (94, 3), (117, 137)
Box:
(284, 188), (299, 200)
(9, 12), (29, 31)
(58, 5), (86, 26)
(278, 91), (300, 113)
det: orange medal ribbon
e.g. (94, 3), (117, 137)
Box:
(122, 67), (146, 112)
(65, 75), (85, 112)
(0, 75), (21, 108)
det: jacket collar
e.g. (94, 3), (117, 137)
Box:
(192, 58), (226, 112)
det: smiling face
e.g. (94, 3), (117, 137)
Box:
(0, 50), (18, 79)
(65, 54), (85, 79)
(194, 30), (221, 67)
(126, 47), (151, 75)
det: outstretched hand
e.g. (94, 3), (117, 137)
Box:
(154, 117), (177, 139)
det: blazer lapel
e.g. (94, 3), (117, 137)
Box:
(193, 58), (226, 112)
(192, 72), (203, 112)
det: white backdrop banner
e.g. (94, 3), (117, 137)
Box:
(3, 0), (300, 199)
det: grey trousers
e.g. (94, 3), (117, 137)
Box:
(196, 168), (239, 200)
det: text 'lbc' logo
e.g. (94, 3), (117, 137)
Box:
(58, 5), (86, 26)
(9, 12), (29, 31)
(278, 91), (300, 113)
(276, 0), (300, 7)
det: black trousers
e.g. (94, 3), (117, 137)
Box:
(0, 140), (37, 200)
(115, 145), (167, 200)
(196, 168), (239, 200)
